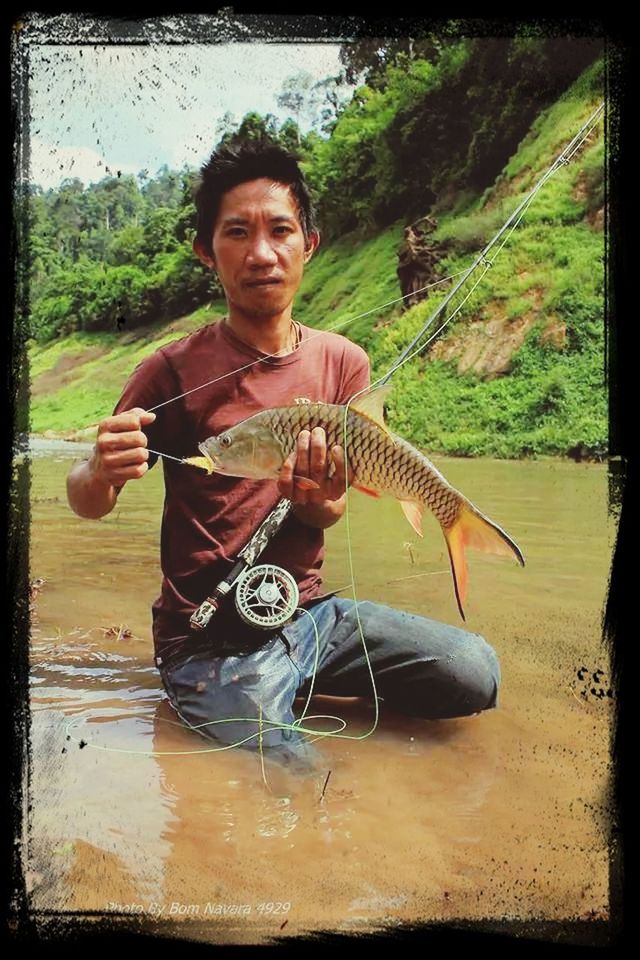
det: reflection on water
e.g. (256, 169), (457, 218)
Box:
(25, 447), (614, 939)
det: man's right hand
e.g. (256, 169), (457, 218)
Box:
(90, 408), (157, 488)
(67, 407), (156, 520)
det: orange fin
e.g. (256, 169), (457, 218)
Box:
(399, 499), (424, 537)
(350, 385), (395, 441)
(443, 522), (469, 621)
(293, 475), (321, 491)
(352, 481), (382, 499)
(443, 502), (525, 621)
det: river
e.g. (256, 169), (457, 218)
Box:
(24, 441), (614, 944)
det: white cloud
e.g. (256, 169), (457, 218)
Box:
(28, 138), (139, 190)
(26, 42), (350, 190)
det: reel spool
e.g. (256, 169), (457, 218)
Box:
(234, 564), (299, 629)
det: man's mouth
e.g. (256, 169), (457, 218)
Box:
(245, 278), (282, 287)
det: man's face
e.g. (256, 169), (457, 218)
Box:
(200, 178), (318, 321)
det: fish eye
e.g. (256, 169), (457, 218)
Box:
(220, 434), (232, 448)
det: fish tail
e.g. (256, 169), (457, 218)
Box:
(443, 501), (525, 620)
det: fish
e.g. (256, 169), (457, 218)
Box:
(186, 387), (525, 619)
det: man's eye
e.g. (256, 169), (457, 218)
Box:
(274, 226), (292, 235)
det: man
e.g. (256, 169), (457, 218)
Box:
(67, 141), (500, 774)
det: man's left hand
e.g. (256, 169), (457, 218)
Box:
(277, 428), (351, 527)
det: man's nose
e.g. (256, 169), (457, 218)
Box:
(247, 233), (278, 266)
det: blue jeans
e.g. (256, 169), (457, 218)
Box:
(157, 597), (500, 774)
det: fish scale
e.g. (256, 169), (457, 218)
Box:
(196, 397), (525, 618)
(263, 403), (463, 528)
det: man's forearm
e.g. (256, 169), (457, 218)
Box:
(66, 456), (119, 520)
(292, 493), (347, 529)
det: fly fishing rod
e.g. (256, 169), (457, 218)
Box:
(189, 496), (298, 631)
(379, 102), (604, 384)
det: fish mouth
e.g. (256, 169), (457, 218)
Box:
(198, 442), (218, 471)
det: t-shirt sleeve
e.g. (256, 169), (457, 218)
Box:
(337, 341), (371, 404)
(112, 348), (176, 472)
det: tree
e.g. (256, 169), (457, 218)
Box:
(338, 36), (444, 88)
(276, 118), (304, 154)
(141, 164), (183, 209)
(142, 207), (180, 257)
(215, 110), (237, 143)
(49, 178), (86, 261)
(309, 74), (352, 134)
(108, 224), (146, 267)
(216, 111), (280, 150)
(276, 72), (317, 142)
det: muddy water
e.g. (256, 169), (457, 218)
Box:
(26, 445), (614, 943)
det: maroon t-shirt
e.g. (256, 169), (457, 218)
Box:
(112, 319), (370, 664)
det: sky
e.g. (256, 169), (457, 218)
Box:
(24, 42), (347, 191)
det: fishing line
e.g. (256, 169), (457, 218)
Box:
(375, 102), (604, 386)
(291, 606), (320, 727)
(146, 449), (183, 464)
(142, 270), (471, 416)
(142, 102), (603, 460)
(74, 105), (603, 766)
(64, 606), (373, 759)
(371, 203), (527, 389)
(363, 102), (602, 393)
(63, 710), (348, 757)
(77, 104), (603, 436)
(333, 102), (604, 744)
(142, 252), (505, 464)
(290, 606), (381, 744)
(258, 704), (268, 790)
(143, 244), (498, 470)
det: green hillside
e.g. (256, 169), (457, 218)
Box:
(28, 54), (605, 460)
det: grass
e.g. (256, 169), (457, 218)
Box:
(295, 225), (406, 350)
(28, 62), (605, 459)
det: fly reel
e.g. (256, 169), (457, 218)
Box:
(234, 563), (299, 629)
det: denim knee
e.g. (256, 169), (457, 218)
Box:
(435, 633), (501, 716)
(381, 630), (501, 720)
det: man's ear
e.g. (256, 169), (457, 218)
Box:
(303, 230), (320, 264)
(193, 237), (215, 269)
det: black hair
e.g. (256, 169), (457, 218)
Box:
(194, 139), (318, 258)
